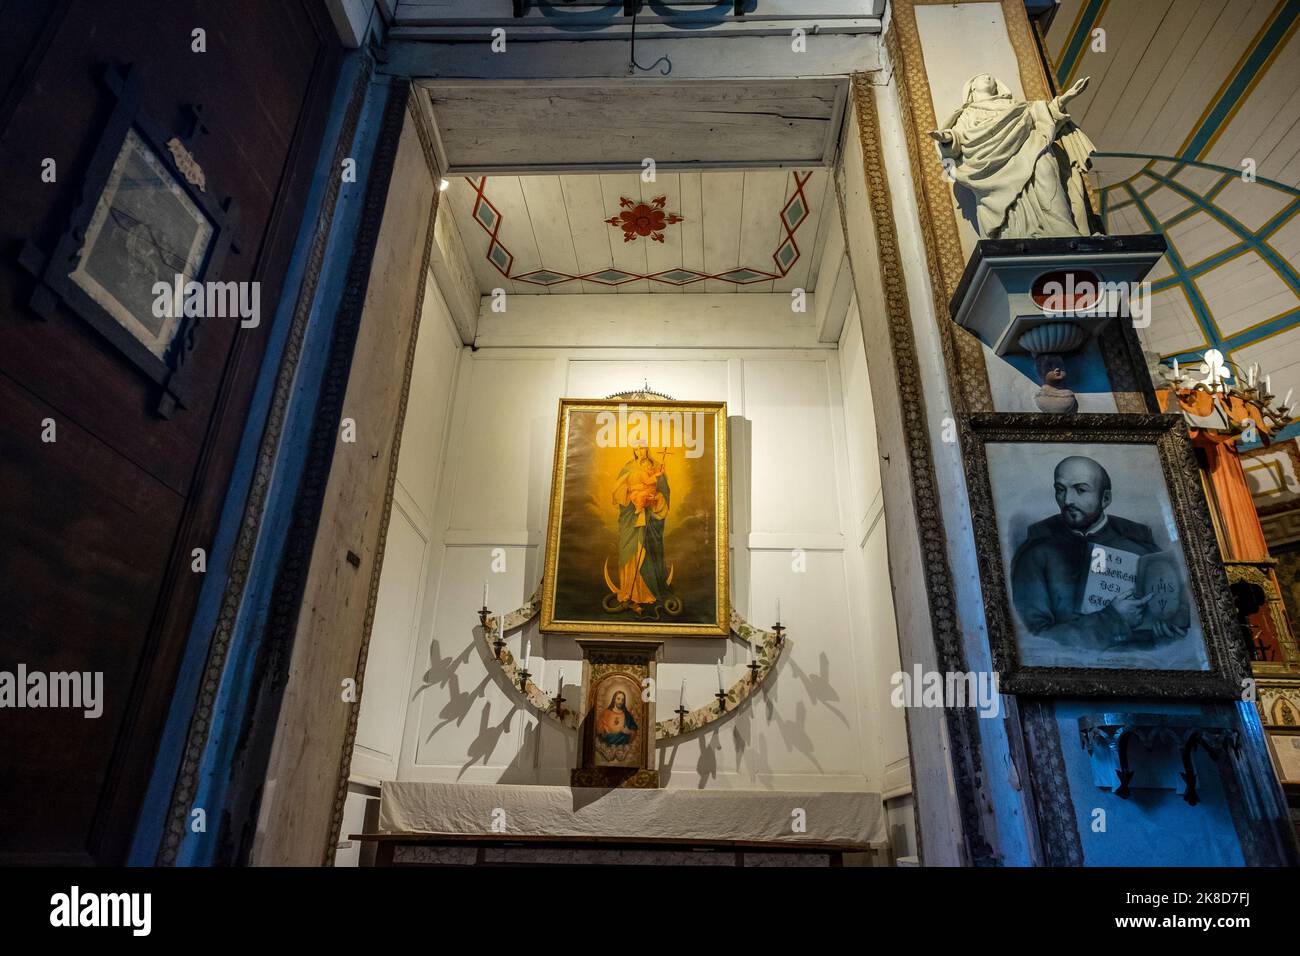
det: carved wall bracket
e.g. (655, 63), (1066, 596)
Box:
(1078, 713), (1242, 805)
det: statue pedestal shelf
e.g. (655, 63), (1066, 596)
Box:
(949, 235), (1167, 357)
(1078, 713), (1241, 806)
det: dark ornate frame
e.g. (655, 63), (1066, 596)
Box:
(962, 412), (1249, 698)
(572, 639), (661, 789)
(19, 64), (237, 417)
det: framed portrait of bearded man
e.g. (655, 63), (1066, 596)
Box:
(962, 413), (1248, 698)
(541, 398), (729, 636)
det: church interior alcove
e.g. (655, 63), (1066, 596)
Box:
(333, 113), (913, 864)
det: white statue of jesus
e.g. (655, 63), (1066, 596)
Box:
(929, 74), (1097, 240)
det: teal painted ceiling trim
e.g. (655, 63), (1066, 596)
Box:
(1107, 152), (1300, 436)
(1179, 0), (1300, 161)
(1054, 0), (1107, 88)
(1141, 168), (1300, 294)
(1095, 152), (1300, 198)
(1122, 181), (1222, 354)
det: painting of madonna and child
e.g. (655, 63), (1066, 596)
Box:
(987, 442), (1210, 672)
(541, 399), (729, 636)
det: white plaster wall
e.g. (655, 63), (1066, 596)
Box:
(351, 276), (463, 786)
(383, 294), (904, 793)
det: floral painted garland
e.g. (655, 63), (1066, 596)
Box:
(480, 590), (787, 740)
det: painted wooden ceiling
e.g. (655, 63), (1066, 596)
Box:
(442, 168), (835, 294)
(1045, 0), (1300, 442)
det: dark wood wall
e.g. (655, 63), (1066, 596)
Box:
(0, 0), (342, 863)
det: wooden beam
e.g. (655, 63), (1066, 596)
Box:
(422, 80), (847, 173)
(249, 94), (440, 866)
(813, 218), (854, 344)
(473, 292), (828, 349)
(430, 203), (479, 343)
(394, 1), (886, 27)
(382, 33), (881, 81)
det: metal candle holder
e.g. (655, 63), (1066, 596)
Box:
(517, 666), (531, 693)
(747, 659), (762, 683)
(714, 689), (728, 713)
(552, 688), (566, 720)
(674, 703), (689, 732)
(772, 621), (785, 646)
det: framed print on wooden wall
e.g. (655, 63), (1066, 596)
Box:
(19, 64), (236, 418)
(962, 413), (1249, 698)
(541, 398), (729, 636)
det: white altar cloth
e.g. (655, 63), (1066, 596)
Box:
(378, 781), (887, 847)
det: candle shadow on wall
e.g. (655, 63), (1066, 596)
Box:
(415, 636), (481, 741)
(786, 651), (849, 730)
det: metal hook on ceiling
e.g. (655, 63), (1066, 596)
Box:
(627, 2), (672, 75)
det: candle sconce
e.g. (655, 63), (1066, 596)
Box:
(674, 703), (690, 732)
(714, 690), (728, 714)
(517, 664), (531, 693)
(747, 658), (762, 683)
(772, 621), (785, 646)
(1078, 713), (1241, 806)
(552, 688), (566, 721)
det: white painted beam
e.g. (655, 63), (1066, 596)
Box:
(383, 33), (881, 81)
(390, 19), (881, 40)
(430, 204), (480, 344)
(473, 292), (828, 349)
(811, 260), (852, 345)
(812, 218), (854, 343)
(394, 1), (886, 29)
(421, 80), (848, 173)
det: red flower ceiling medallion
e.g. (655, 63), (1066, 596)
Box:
(605, 196), (684, 243)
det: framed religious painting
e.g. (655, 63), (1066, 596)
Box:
(541, 397), (729, 636)
(19, 64), (237, 417)
(571, 639), (661, 789)
(962, 413), (1248, 698)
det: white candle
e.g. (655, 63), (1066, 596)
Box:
(716, 661), (723, 691)
(1172, 358), (1179, 380)
(748, 640), (755, 665)
(680, 678), (687, 709)
(776, 597), (782, 623)
(1285, 389), (1293, 409)
(1266, 375), (1272, 396)
(1249, 364), (1257, 386)
(523, 639), (531, 668)
(482, 580), (488, 607)
(558, 670), (564, 693)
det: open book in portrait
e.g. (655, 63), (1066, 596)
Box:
(1080, 544), (1190, 634)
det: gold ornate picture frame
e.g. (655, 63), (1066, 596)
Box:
(541, 398), (729, 637)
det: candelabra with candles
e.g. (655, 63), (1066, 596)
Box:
(1162, 351), (1293, 438)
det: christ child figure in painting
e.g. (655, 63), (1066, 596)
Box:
(596, 690), (640, 748)
(607, 442), (675, 615)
